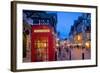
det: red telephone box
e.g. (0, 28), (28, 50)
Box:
(31, 25), (56, 62)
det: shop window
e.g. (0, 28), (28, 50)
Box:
(34, 39), (48, 61)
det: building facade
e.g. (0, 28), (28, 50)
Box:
(23, 21), (31, 62)
(69, 13), (91, 49)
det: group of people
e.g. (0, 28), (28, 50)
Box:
(55, 44), (91, 61)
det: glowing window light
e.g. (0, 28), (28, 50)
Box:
(77, 35), (81, 41)
(85, 41), (90, 48)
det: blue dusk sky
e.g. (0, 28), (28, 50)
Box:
(56, 12), (82, 39)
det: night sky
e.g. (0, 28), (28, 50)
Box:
(23, 11), (83, 39)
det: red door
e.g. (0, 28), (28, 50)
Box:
(31, 25), (55, 62)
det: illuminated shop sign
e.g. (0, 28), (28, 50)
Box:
(34, 29), (50, 33)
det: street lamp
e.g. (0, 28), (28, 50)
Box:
(56, 38), (59, 47)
